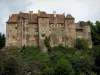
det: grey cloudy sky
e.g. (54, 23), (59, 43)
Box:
(0, 0), (100, 34)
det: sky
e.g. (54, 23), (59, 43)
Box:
(0, 0), (100, 34)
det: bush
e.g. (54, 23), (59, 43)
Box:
(75, 38), (88, 50)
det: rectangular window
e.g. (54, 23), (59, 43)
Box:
(26, 27), (28, 31)
(62, 37), (64, 42)
(15, 27), (17, 29)
(26, 34), (29, 42)
(35, 28), (38, 32)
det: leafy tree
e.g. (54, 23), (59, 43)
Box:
(0, 33), (5, 49)
(75, 38), (88, 50)
(44, 36), (52, 54)
(68, 53), (92, 75)
(2, 57), (21, 75)
(87, 21), (100, 46)
(95, 21), (100, 34)
(92, 46), (100, 74)
(54, 58), (74, 75)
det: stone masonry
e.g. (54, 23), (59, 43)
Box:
(6, 10), (92, 50)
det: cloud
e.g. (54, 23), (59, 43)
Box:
(0, 0), (100, 33)
(0, 0), (30, 34)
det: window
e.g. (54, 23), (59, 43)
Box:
(62, 37), (64, 42)
(41, 34), (45, 37)
(35, 28), (38, 32)
(15, 27), (17, 29)
(12, 36), (15, 39)
(7, 35), (9, 38)
(26, 34), (30, 42)
(59, 24), (60, 27)
(42, 24), (44, 27)
(26, 27), (28, 31)
(42, 30), (44, 32)
(54, 25), (55, 28)
(10, 30), (12, 32)
(42, 18), (44, 20)
(61, 30), (64, 32)
(61, 24), (64, 27)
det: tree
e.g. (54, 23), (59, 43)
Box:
(2, 57), (21, 75)
(75, 38), (88, 50)
(54, 58), (74, 75)
(87, 21), (100, 46)
(44, 36), (52, 54)
(95, 21), (100, 34)
(92, 46), (100, 75)
(0, 33), (5, 49)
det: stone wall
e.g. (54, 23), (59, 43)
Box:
(6, 23), (18, 46)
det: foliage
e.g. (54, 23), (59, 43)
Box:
(75, 38), (88, 50)
(0, 33), (5, 49)
(1, 21), (100, 75)
(87, 21), (100, 46)
(91, 46), (100, 74)
(44, 36), (52, 54)
(2, 45), (95, 75)
(0, 51), (22, 75)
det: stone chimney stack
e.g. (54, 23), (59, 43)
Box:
(29, 11), (33, 15)
(9, 15), (10, 19)
(63, 13), (65, 16)
(38, 10), (41, 16)
(19, 11), (22, 14)
(53, 11), (56, 17)
(29, 11), (33, 20)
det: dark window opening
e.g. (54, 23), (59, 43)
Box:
(35, 28), (38, 32)
(26, 27), (28, 31)
(62, 37), (64, 42)
(13, 36), (15, 39)
(61, 30), (64, 31)
(42, 18), (44, 20)
(26, 34), (30, 42)
(41, 34), (45, 37)
(15, 27), (17, 29)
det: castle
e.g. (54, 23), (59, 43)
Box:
(6, 10), (92, 50)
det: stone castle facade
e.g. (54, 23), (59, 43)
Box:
(6, 10), (92, 50)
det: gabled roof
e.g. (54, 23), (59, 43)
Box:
(7, 14), (19, 23)
(7, 11), (74, 24)
(48, 14), (54, 23)
(66, 14), (74, 19)
(56, 14), (65, 23)
(38, 11), (49, 18)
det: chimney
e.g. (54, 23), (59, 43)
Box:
(63, 13), (65, 16)
(9, 15), (10, 19)
(19, 11), (22, 14)
(53, 11), (56, 17)
(38, 10), (41, 16)
(29, 11), (33, 14)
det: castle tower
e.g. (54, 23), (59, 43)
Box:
(38, 10), (49, 51)
(83, 22), (92, 48)
(65, 14), (76, 47)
